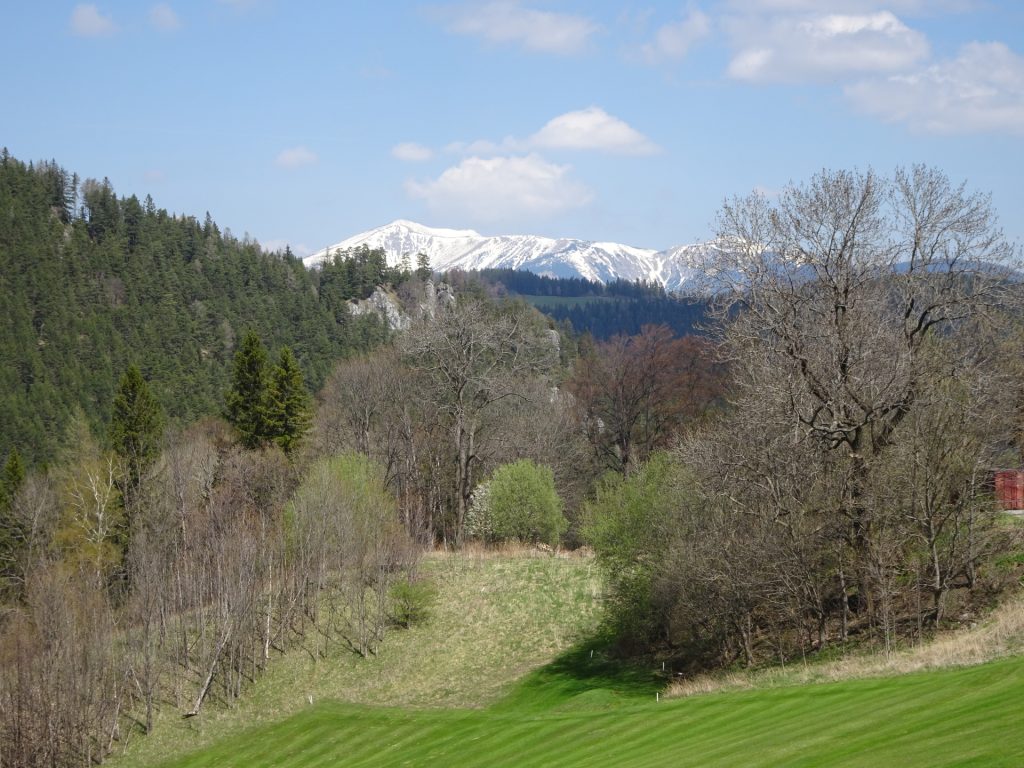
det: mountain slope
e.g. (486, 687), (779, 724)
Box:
(304, 220), (715, 292)
(112, 550), (605, 767)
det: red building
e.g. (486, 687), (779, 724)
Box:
(993, 470), (1024, 511)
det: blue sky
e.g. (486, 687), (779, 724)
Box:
(2, 1), (1022, 254)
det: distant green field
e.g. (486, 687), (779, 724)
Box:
(518, 294), (624, 309)
(157, 653), (1024, 767)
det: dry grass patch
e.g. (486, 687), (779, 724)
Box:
(669, 590), (1024, 699)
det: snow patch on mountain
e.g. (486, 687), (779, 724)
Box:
(304, 220), (717, 293)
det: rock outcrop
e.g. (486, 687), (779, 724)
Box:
(348, 280), (457, 332)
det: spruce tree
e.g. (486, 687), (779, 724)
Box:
(265, 346), (311, 455)
(109, 364), (165, 494)
(0, 448), (25, 513)
(0, 448), (27, 597)
(416, 252), (432, 281)
(226, 330), (270, 448)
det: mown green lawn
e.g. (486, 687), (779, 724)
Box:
(158, 651), (1024, 767)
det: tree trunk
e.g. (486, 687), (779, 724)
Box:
(185, 626), (231, 718)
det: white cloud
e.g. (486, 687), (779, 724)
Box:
(530, 107), (660, 155)
(391, 142), (434, 162)
(405, 154), (593, 223)
(846, 42), (1024, 135)
(274, 146), (318, 169)
(726, 11), (928, 82)
(149, 3), (181, 30)
(640, 8), (711, 65)
(143, 169), (165, 183)
(446, 108), (658, 157)
(724, 0), (977, 12)
(443, 1), (599, 55)
(70, 4), (116, 37)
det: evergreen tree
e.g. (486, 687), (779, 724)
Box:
(109, 364), (165, 494)
(225, 330), (270, 448)
(265, 346), (312, 455)
(0, 449), (27, 597)
(0, 448), (25, 513)
(416, 252), (432, 281)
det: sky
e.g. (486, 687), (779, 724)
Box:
(2, 1), (1023, 255)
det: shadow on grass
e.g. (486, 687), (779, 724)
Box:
(491, 634), (662, 714)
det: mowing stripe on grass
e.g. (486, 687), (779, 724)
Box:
(158, 655), (1024, 767)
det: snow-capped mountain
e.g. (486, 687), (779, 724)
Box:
(303, 220), (716, 293)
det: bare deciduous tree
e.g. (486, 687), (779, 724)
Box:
(401, 299), (558, 541)
(289, 454), (415, 657)
(569, 325), (723, 476)
(674, 165), (1021, 652)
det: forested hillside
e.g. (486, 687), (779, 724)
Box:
(2, 155), (1023, 768)
(0, 152), (389, 465)
(465, 268), (709, 339)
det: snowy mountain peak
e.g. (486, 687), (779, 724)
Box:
(386, 219), (482, 239)
(303, 220), (712, 293)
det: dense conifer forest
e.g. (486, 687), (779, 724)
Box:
(467, 268), (709, 339)
(0, 151), (390, 465)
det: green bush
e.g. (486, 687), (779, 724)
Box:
(389, 578), (438, 628)
(480, 459), (567, 546)
(582, 453), (693, 645)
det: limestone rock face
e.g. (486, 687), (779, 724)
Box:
(419, 280), (456, 320)
(349, 288), (409, 331)
(349, 280), (457, 331)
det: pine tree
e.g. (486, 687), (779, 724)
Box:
(109, 365), (165, 494)
(225, 330), (270, 448)
(265, 346), (311, 455)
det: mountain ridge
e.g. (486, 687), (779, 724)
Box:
(303, 220), (715, 293)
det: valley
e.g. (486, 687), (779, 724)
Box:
(2, 157), (1022, 767)
(5, 1), (1023, 763)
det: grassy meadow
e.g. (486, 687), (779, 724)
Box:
(114, 549), (1024, 768)
(112, 548), (603, 767)
(149, 652), (1024, 767)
